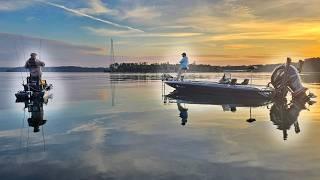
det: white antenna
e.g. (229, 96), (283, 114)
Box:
(109, 38), (116, 106)
(110, 38), (115, 65)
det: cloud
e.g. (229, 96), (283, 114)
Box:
(1, 0), (320, 65)
(41, 1), (143, 32)
(208, 21), (320, 41)
(234, 0), (320, 20)
(0, 32), (108, 67)
(224, 44), (257, 50)
(122, 6), (162, 22)
(85, 27), (203, 37)
(0, 0), (32, 11)
(78, 0), (118, 15)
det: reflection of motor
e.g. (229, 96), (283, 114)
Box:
(271, 59), (307, 98)
(269, 99), (308, 140)
(25, 99), (47, 133)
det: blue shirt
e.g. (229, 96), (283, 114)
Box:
(179, 56), (189, 69)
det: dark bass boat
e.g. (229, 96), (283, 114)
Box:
(165, 80), (274, 99)
(163, 58), (314, 100)
(15, 76), (52, 101)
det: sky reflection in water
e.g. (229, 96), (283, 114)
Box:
(0, 72), (319, 180)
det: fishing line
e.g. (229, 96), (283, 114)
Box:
(14, 38), (24, 83)
(26, 126), (30, 152)
(19, 107), (26, 152)
(20, 36), (29, 78)
(42, 125), (46, 151)
(39, 39), (42, 60)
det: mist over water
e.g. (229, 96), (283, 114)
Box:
(0, 72), (319, 180)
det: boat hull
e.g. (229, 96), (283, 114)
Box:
(165, 81), (274, 99)
(15, 90), (50, 102)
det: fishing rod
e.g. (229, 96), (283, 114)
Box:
(20, 36), (29, 78)
(39, 39), (42, 60)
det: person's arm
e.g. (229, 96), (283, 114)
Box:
(38, 60), (45, 67)
(179, 57), (185, 64)
(24, 61), (29, 68)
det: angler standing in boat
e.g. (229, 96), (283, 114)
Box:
(25, 53), (45, 85)
(176, 52), (189, 81)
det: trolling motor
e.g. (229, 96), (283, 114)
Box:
(270, 58), (311, 99)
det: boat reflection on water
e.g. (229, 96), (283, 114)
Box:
(177, 102), (188, 126)
(164, 90), (316, 141)
(16, 95), (52, 150)
(270, 98), (316, 140)
(164, 90), (273, 126)
(26, 98), (49, 133)
(165, 90), (273, 109)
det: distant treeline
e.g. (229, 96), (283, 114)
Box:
(1, 57), (319, 73)
(2, 66), (106, 72)
(107, 57), (320, 73)
(107, 62), (282, 73)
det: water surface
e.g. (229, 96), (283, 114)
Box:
(0, 72), (319, 180)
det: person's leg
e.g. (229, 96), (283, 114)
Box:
(181, 69), (187, 81)
(176, 68), (182, 81)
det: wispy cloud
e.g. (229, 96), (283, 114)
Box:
(209, 21), (320, 41)
(1, 0), (320, 66)
(78, 0), (118, 15)
(0, 32), (109, 67)
(41, 1), (144, 32)
(85, 27), (203, 37)
(0, 0), (32, 11)
(122, 6), (162, 22)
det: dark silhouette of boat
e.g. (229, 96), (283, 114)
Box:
(15, 76), (52, 101)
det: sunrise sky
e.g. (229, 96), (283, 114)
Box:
(0, 0), (319, 67)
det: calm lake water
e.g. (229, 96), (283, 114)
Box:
(0, 72), (319, 180)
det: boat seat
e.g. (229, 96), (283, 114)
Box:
(230, 79), (237, 85)
(241, 79), (250, 85)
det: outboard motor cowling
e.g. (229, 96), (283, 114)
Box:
(271, 61), (307, 98)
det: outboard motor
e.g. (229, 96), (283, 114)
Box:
(271, 58), (307, 99)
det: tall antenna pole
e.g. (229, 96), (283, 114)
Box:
(110, 38), (115, 65)
(110, 38), (115, 106)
